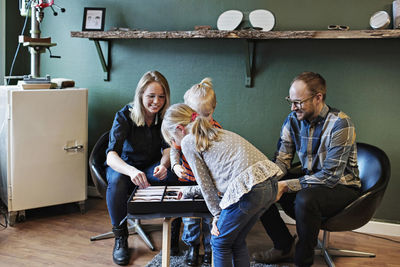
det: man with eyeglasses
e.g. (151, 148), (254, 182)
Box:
(253, 72), (361, 267)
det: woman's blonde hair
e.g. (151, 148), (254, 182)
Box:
(184, 77), (216, 116)
(130, 70), (170, 126)
(161, 103), (220, 152)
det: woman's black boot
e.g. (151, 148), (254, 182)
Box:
(112, 222), (130, 265)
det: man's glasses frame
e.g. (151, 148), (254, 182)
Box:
(285, 95), (315, 108)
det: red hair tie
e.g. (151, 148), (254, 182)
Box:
(191, 112), (198, 122)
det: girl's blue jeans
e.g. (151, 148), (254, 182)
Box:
(211, 177), (278, 267)
(182, 217), (212, 250)
(106, 161), (180, 226)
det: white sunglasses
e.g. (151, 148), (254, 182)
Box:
(217, 9), (275, 32)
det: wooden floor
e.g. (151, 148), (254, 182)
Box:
(0, 197), (399, 267)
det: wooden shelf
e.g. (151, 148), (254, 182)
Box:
(70, 29), (400, 86)
(71, 29), (400, 40)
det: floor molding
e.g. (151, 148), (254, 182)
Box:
(280, 210), (400, 237)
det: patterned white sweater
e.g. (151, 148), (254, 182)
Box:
(181, 129), (282, 222)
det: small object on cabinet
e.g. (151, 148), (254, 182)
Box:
(51, 78), (75, 88)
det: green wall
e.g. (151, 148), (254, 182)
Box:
(8, 0), (400, 222)
(5, 0), (30, 84)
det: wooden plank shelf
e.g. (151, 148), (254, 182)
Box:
(71, 29), (400, 40)
(70, 29), (400, 85)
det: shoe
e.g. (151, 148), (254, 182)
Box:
(203, 249), (212, 264)
(170, 218), (182, 256)
(185, 245), (199, 266)
(112, 224), (130, 265)
(252, 235), (296, 264)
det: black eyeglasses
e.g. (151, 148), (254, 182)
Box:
(285, 95), (315, 108)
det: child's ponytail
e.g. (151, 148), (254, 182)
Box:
(161, 103), (220, 152)
(184, 77), (216, 116)
(191, 115), (219, 152)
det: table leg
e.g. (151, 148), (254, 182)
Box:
(162, 217), (172, 267)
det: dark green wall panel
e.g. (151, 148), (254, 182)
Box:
(12, 0), (398, 222)
(5, 0), (30, 83)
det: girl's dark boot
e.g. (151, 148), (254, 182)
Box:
(170, 217), (182, 256)
(186, 244), (200, 266)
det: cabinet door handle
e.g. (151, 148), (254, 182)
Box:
(64, 145), (84, 151)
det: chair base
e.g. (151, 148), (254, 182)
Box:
(90, 219), (162, 251)
(315, 231), (375, 267)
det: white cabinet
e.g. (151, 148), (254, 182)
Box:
(0, 86), (88, 225)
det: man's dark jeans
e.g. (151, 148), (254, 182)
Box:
(259, 177), (360, 267)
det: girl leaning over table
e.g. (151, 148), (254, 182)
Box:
(161, 103), (284, 267)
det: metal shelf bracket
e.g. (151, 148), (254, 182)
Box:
(92, 39), (111, 81)
(245, 40), (256, 88)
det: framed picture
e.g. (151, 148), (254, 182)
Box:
(82, 7), (106, 31)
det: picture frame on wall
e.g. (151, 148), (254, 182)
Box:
(82, 7), (106, 31)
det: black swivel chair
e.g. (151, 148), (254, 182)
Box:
(89, 131), (161, 249)
(287, 142), (391, 267)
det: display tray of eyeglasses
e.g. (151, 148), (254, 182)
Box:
(127, 185), (211, 219)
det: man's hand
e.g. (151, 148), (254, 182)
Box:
(211, 219), (220, 236)
(153, 165), (168, 180)
(275, 181), (289, 202)
(130, 169), (150, 188)
(173, 164), (190, 180)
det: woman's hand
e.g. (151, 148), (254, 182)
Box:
(211, 219), (220, 236)
(130, 169), (150, 189)
(275, 181), (288, 202)
(153, 165), (168, 180)
(173, 164), (190, 180)
(107, 151), (150, 188)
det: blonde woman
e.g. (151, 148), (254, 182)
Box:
(105, 71), (181, 265)
(161, 103), (284, 267)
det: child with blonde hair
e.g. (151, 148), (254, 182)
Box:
(169, 78), (221, 265)
(161, 103), (283, 267)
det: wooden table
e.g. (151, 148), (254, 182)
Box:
(126, 186), (212, 267)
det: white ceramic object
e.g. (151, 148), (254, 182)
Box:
(370, 11), (391, 29)
(249, 9), (275, 31)
(217, 10), (243, 31)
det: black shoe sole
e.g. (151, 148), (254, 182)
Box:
(113, 258), (129, 266)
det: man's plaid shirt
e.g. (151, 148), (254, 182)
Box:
(274, 104), (361, 192)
